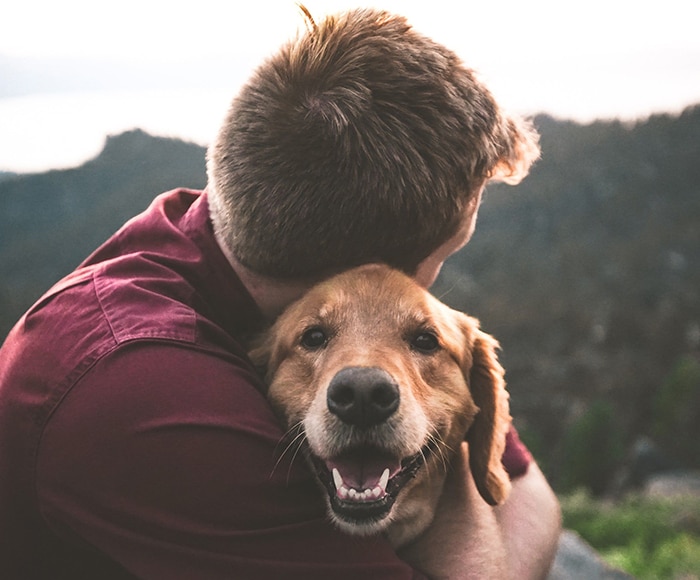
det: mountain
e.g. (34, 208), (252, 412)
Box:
(0, 129), (207, 335)
(1, 109), (699, 493)
(433, 106), (700, 492)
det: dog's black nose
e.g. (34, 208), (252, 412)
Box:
(327, 367), (400, 428)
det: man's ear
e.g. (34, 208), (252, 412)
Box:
(464, 329), (512, 506)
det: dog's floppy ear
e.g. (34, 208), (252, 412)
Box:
(465, 329), (512, 506)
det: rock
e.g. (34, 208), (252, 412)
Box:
(643, 470), (700, 499)
(547, 530), (635, 580)
(610, 436), (679, 495)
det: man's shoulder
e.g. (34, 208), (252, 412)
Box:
(15, 254), (200, 355)
(92, 256), (198, 346)
(2, 247), (245, 402)
(0, 259), (262, 452)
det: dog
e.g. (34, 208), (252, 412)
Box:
(249, 264), (512, 547)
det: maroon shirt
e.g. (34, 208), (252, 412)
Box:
(0, 189), (529, 579)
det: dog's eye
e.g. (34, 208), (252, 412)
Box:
(411, 331), (440, 353)
(300, 327), (328, 350)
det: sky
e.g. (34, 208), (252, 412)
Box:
(1, 0), (699, 173)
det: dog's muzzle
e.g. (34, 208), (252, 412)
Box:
(308, 366), (426, 526)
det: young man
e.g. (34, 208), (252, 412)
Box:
(0, 8), (560, 579)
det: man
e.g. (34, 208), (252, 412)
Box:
(0, 7), (560, 579)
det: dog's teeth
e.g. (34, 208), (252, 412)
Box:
(379, 468), (390, 492)
(332, 467), (390, 503)
(332, 468), (343, 491)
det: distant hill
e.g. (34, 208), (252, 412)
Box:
(0, 129), (207, 335)
(433, 106), (700, 491)
(1, 110), (699, 494)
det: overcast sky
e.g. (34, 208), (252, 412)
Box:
(2, 0), (699, 172)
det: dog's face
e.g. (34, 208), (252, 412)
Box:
(250, 264), (511, 546)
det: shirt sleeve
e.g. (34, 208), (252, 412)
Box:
(36, 341), (426, 579)
(502, 425), (532, 479)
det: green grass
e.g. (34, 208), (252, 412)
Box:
(560, 490), (700, 579)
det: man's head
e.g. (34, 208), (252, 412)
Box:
(207, 6), (539, 280)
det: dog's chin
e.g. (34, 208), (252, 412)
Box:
(309, 446), (426, 535)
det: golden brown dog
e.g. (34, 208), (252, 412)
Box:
(250, 264), (512, 547)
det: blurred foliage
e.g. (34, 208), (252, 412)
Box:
(653, 355), (700, 466)
(561, 490), (700, 579)
(560, 400), (625, 495)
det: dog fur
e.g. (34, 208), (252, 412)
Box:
(249, 264), (512, 547)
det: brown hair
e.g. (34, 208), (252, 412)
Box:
(207, 6), (539, 278)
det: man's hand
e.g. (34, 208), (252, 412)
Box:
(398, 443), (561, 579)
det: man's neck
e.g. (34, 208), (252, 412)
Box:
(214, 231), (312, 321)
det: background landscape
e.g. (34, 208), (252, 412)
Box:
(1, 105), (699, 580)
(1, 107), (698, 497)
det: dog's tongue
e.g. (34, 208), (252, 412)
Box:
(326, 448), (401, 491)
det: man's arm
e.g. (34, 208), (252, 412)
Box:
(399, 443), (561, 579)
(496, 460), (562, 579)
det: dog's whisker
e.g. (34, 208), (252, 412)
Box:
(272, 421), (304, 454)
(285, 430), (309, 484)
(270, 422), (307, 479)
(414, 443), (435, 485)
(434, 282), (457, 301)
(425, 432), (451, 475)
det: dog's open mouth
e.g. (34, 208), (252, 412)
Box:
(310, 446), (426, 524)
